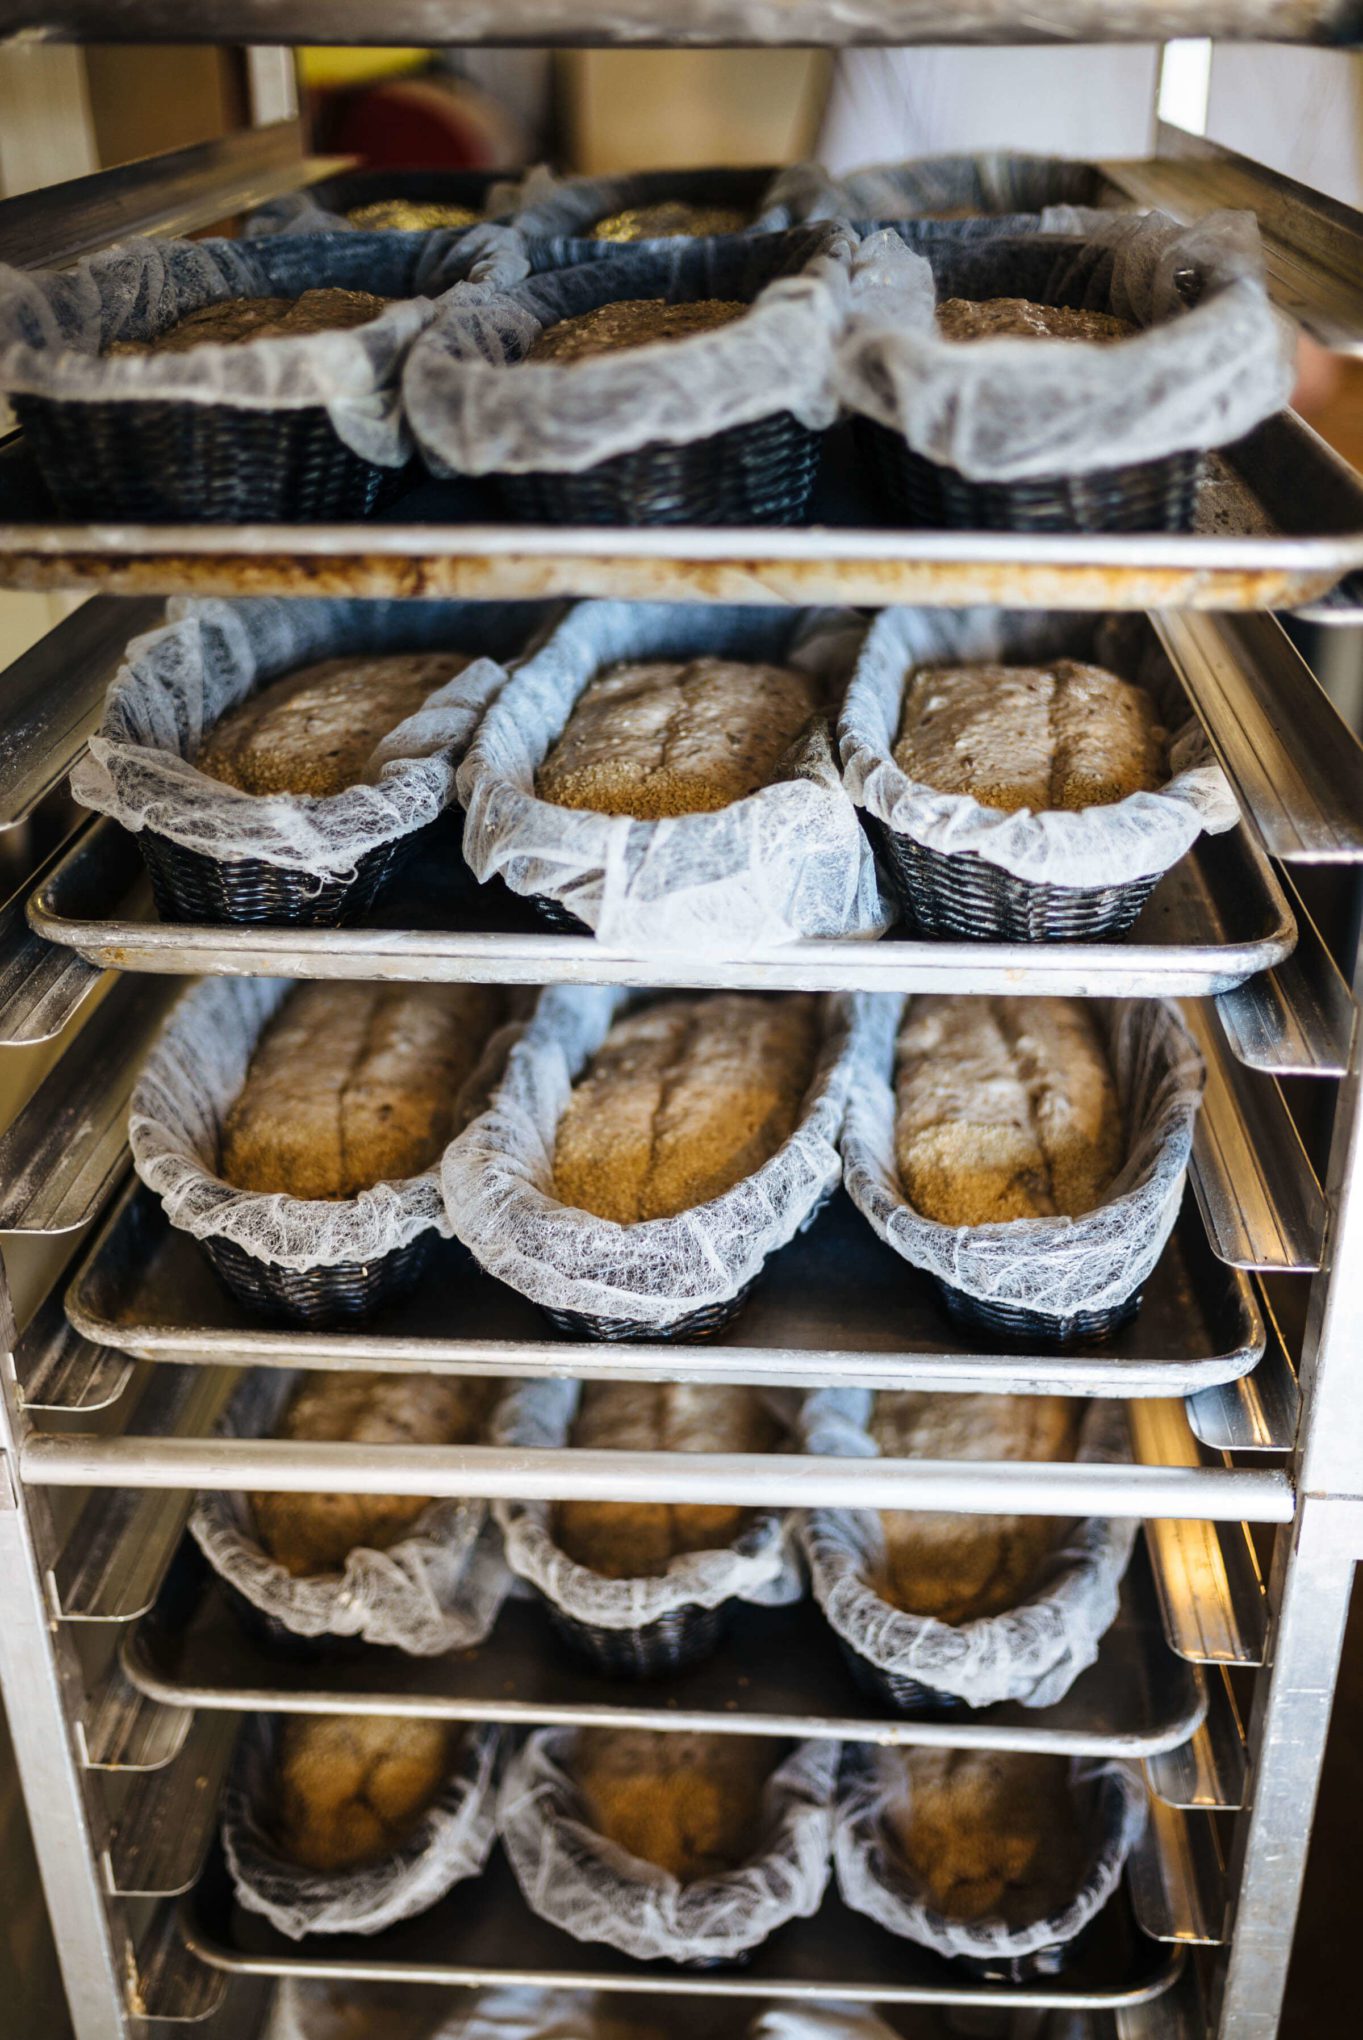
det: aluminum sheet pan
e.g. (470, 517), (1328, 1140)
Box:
(123, 1538), (1205, 1759)
(182, 1844), (1182, 2009)
(70, 1182), (1264, 1401)
(1, 414), (1362, 614)
(6, 0), (1360, 46)
(29, 812), (1296, 999)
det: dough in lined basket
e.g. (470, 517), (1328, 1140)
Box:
(272, 1713), (458, 1873)
(568, 1728), (779, 1880)
(109, 287), (391, 355)
(880, 1748), (1085, 1927)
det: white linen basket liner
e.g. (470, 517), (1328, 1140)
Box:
(836, 209), (1295, 481)
(442, 987), (860, 1328)
(798, 1390), (1137, 1709)
(223, 1714), (500, 1939)
(838, 606), (1239, 889)
(403, 225), (858, 476)
(490, 1377), (802, 1628)
(71, 595), (547, 880)
(456, 601), (889, 948)
(834, 1745), (1148, 1960)
(497, 1726), (838, 1962)
(263, 1981), (693, 2040)
(190, 1368), (508, 1655)
(130, 973), (507, 1270)
(842, 991), (1203, 1319)
(0, 231), (529, 465)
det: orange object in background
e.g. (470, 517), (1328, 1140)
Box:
(323, 73), (519, 170)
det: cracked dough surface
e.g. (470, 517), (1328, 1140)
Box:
(893, 658), (1166, 815)
(553, 993), (819, 1224)
(109, 287), (390, 355)
(537, 656), (821, 820)
(870, 1391), (1080, 1624)
(273, 1713), (456, 1872)
(250, 1371), (494, 1578)
(882, 1748), (1085, 1927)
(569, 1728), (778, 1881)
(221, 982), (502, 1202)
(894, 994), (1123, 1229)
(527, 297), (747, 363)
(555, 1382), (778, 1578)
(198, 650), (471, 799)
(935, 299), (1137, 344)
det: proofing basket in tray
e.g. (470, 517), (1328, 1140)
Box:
(539, 1270), (761, 1345)
(404, 225), (852, 529)
(871, 820), (1161, 946)
(203, 1229), (435, 1329)
(541, 1590), (732, 1679)
(137, 824), (422, 930)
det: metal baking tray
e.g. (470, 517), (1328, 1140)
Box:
(70, 1182), (1264, 1400)
(8, 0), (1360, 42)
(122, 1536), (1205, 1760)
(1, 413), (1362, 615)
(30, 811), (1296, 1000)
(182, 1842), (1183, 2010)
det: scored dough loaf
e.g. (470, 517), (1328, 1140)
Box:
(197, 649), (472, 799)
(220, 982), (502, 1202)
(527, 298), (747, 364)
(272, 1713), (455, 1873)
(569, 1728), (776, 1881)
(553, 993), (820, 1224)
(536, 656), (822, 820)
(893, 659), (1166, 815)
(108, 287), (390, 357)
(881, 1748), (1084, 1927)
(893, 995), (1123, 1228)
(554, 1383), (779, 1578)
(869, 1391), (1080, 1625)
(250, 1370), (495, 1577)
(935, 299), (1136, 344)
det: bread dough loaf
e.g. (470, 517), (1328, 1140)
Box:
(197, 650), (472, 799)
(250, 1370), (494, 1577)
(881, 1749), (1083, 1926)
(555, 1383), (778, 1578)
(936, 298), (1136, 344)
(348, 199), (479, 231)
(569, 1728), (775, 1880)
(553, 993), (819, 1223)
(108, 288), (390, 356)
(528, 298), (746, 363)
(591, 201), (748, 242)
(273, 1713), (454, 1872)
(221, 982), (502, 1201)
(894, 995), (1123, 1228)
(893, 659), (1166, 815)
(536, 656), (821, 820)
(869, 1392), (1080, 1624)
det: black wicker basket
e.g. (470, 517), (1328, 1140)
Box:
(539, 1273), (759, 1344)
(529, 892), (594, 936)
(140, 826), (421, 929)
(862, 419), (1203, 535)
(202, 1229), (435, 1329)
(874, 820), (1160, 944)
(14, 393), (402, 525)
(934, 1276), (1142, 1351)
(541, 1594), (729, 1679)
(497, 408), (821, 527)
(836, 1635), (968, 1717)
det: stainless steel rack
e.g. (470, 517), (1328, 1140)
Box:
(0, 25), (1360, 2040)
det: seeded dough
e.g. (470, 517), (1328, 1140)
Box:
(553, 993), (819, 1224)
(197, 650), (472, 800)
(536, 657), (822, 820)
(893, 995), (1123, 1229)
(936, 298), (1136, 344)
(108, 287), (390, 356)
(591, 201), (749, 243)
(882, 1749), (1084, 1926)
(249, 1371), (495, 1578)
(869, 1392), (1080, 1624)
(527, 297), (747, 363)
(570, 1728), (776, 1880)
(273, 1713), (455, 1872)
(893, 659), (1166, 815)
(220, 982), (502, 1202)
(555, 1383), (778, 1579)
(347, 199), (480, 231)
